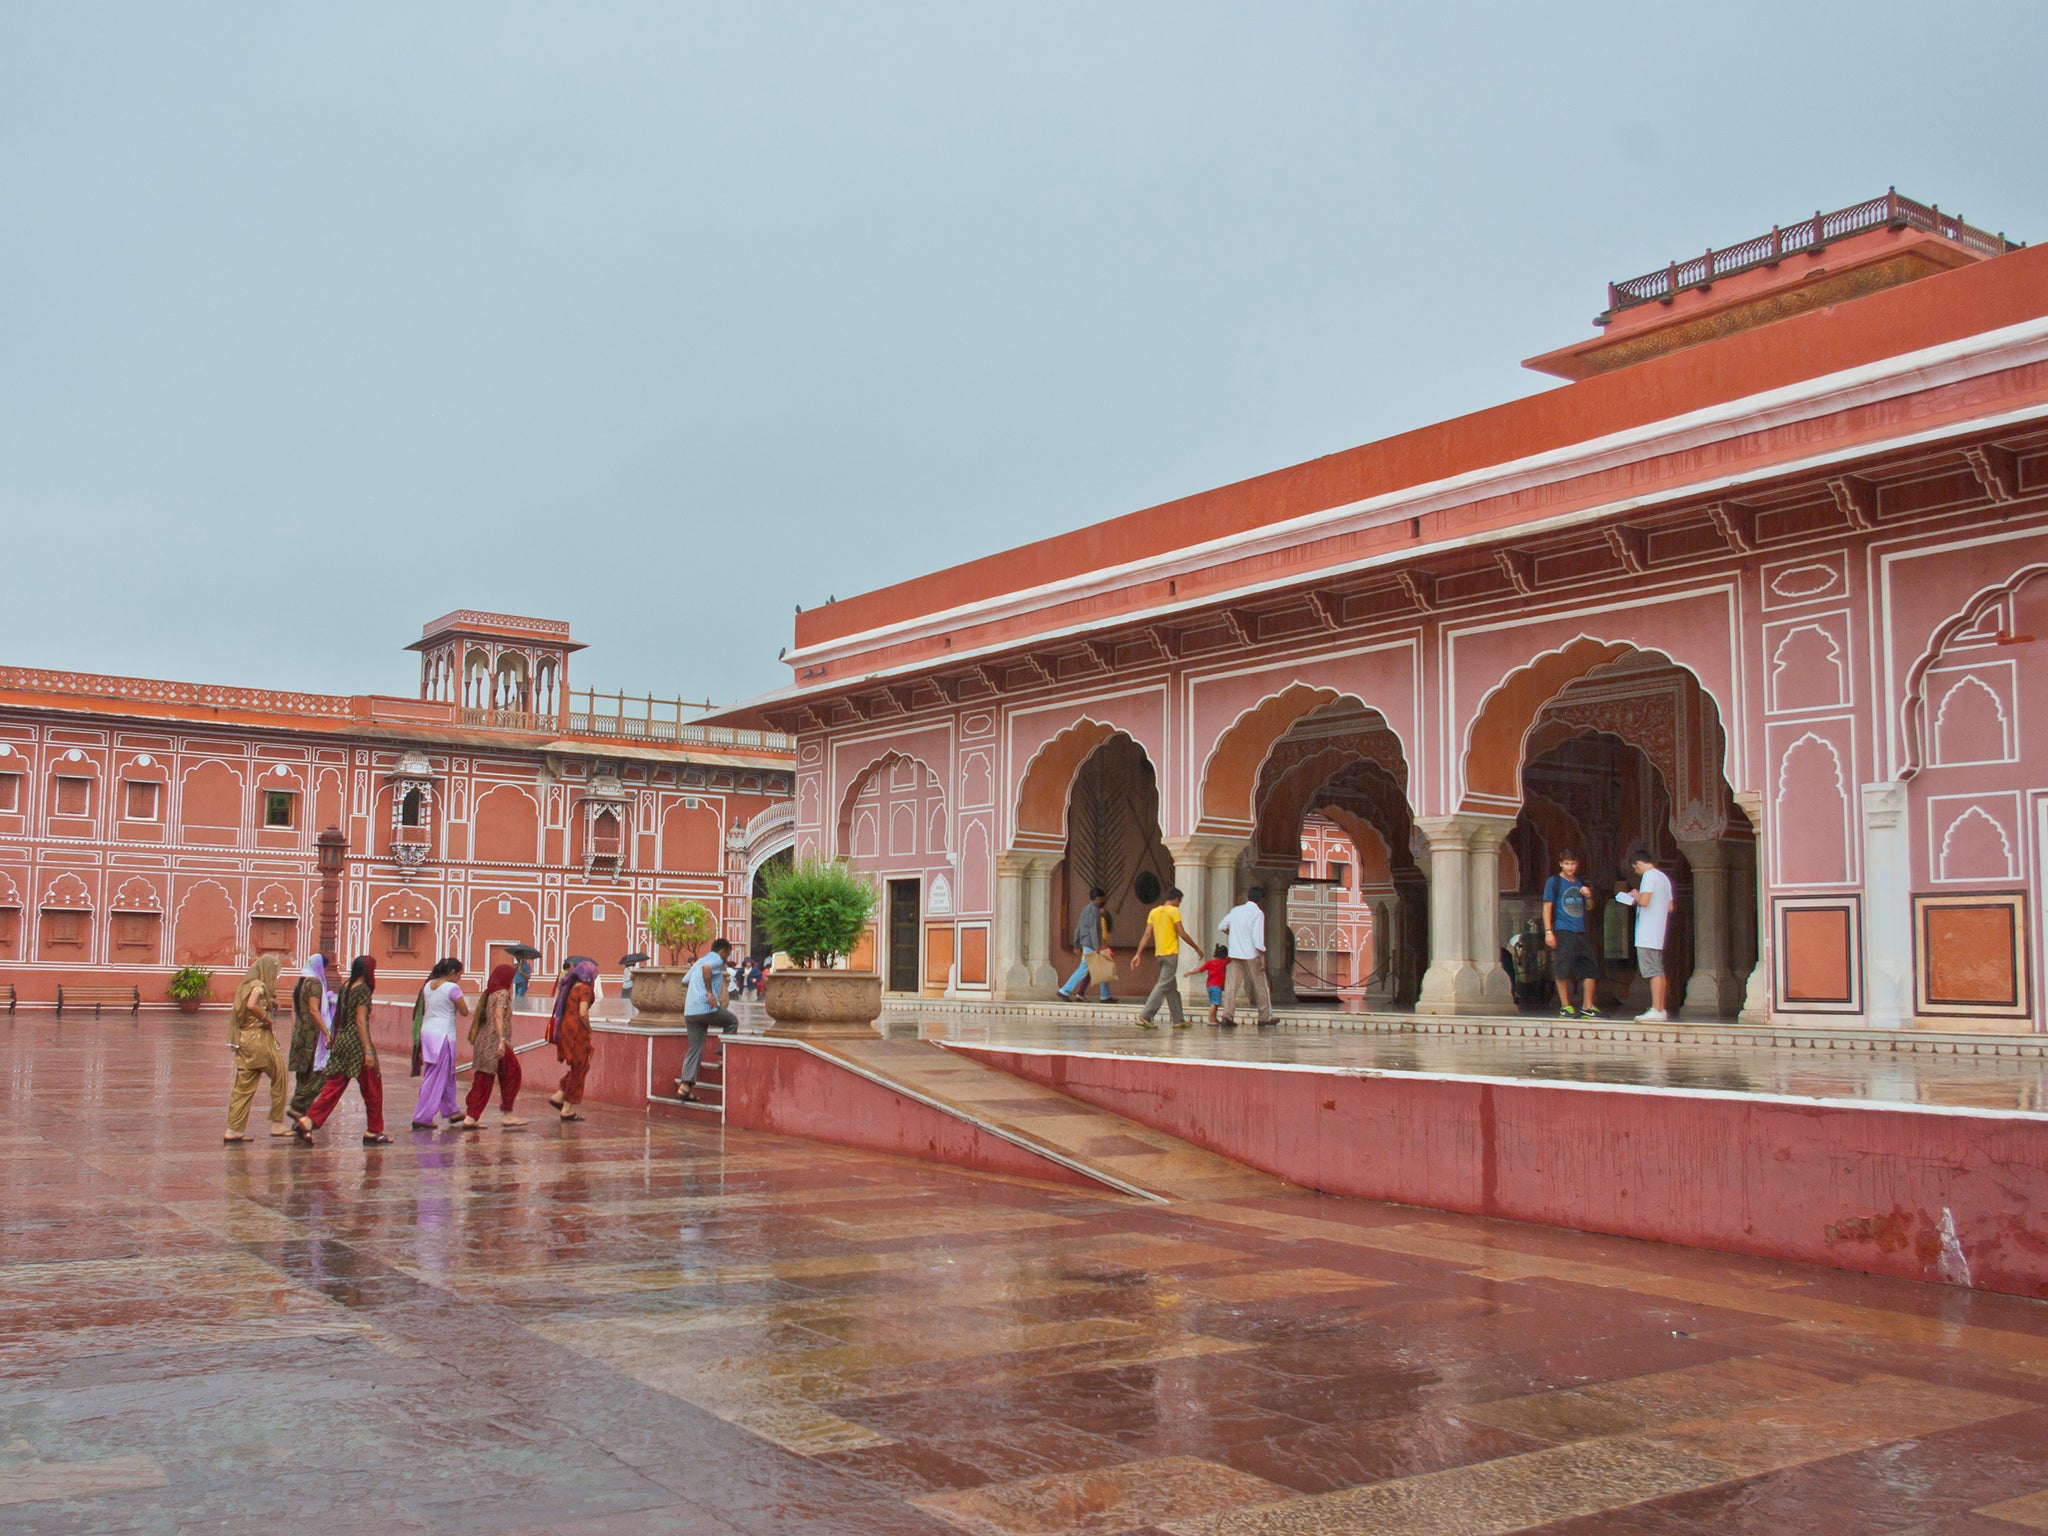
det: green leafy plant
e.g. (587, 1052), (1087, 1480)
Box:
(645, 899), (716, 964)
(754, 857), (878, 968)
(167, 966), (213, 1002)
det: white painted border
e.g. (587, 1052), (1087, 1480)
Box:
(1927, 790), (2027, 884)
(938, 1039), (2048, 1122)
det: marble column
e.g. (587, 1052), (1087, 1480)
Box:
(1861, 780), (1911, 1030)
(1465, 815), (1517, 1012)
(1677, 838), (1743, 1018)
(1251, 869), (1297, 1005)
(1413, 816), (1475, 1014)
(1163, 835), (1247, 1007)
(993, 849), (1059, 1000)
(1022, 855), (1059, 994)
(1733, 791), (1769, 1024)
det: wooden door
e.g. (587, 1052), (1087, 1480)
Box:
(886, 879), (920, 993)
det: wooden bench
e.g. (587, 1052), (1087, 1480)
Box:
(0, 984), (14, 1014)
(55, 984), (140, 1018)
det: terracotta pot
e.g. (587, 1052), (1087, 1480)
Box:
(763, 969), (883, 1033)
(176, 996), (203, 1015)
(623, 965), (693, 1022)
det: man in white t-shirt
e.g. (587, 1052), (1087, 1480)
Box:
(1216, 889), (1277, 1027)
(1615, 850), (1676, 1022)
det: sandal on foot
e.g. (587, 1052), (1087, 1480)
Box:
(222, 1133), (252, 1144)
(559, 1111), (584, 1122)
(362, 1133), (392, 1145)
(457, 1118), (482, 1130)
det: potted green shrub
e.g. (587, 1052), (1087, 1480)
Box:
(167, 966), (212, 1014)
(629, 899), (719, 1019)
(754, 857), (882, 1030)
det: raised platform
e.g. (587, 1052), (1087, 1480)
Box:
(571, 1000), (2047, 1299)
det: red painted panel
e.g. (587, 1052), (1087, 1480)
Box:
(723, 1039), (1099, 1189)
(956, 1046), (2048, 1299)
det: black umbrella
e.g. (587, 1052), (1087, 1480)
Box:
(563, 954), (595, 969)
(505, 943), (541, 960)
(619, 952), (650, 967)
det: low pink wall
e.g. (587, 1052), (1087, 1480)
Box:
(723, 1039), (1100, 1190)
(955, 1046), (2048, 1299)
(358, 1005), (671, 1111)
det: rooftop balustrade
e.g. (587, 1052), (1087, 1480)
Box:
(1604, 190), (2018, 316)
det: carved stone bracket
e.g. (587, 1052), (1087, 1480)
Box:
(1963, 443), (2020, 505)
(1707, 501), (1760, 555)
(1395, 569), (1437, 613)
(1829, 475), (1879, 530)
(1493, 549), (1537, 597)
(1605, 525), (1651, 575)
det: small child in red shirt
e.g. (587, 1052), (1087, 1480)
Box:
(1202, 945), (1230, 1024)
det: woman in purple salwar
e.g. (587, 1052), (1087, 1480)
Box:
(410, 958), (469, 1130)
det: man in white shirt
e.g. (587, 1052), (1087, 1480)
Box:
(1615, 850), (1676, 1022)
(1217, 888), (1277, 1027)
(677, 938), (738, 1102)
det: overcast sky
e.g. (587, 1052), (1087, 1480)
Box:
(4, 4), (2043, 708)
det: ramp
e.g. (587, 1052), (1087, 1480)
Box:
(720, 1033), (1287, 1202)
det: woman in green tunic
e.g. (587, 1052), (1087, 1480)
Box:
(287, 952), (332, 1119)
(293, 956), (390, 1144)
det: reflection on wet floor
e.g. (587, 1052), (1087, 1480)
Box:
(5, 1011), (2048, 1535)
(893, 1009), (2048, 1114)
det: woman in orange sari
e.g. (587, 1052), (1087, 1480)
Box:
(545, 959), (596, 1122)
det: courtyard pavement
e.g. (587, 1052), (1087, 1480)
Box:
(6, 1009), (2048, 1534)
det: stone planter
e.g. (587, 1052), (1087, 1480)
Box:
(624, 965), (693, 1023)
(763, 969), (883, 1034)
(175, 996), (204, 1015)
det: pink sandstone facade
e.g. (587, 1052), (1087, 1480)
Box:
(718, 194), (2048, 1033)
(0, 611), (794, 1008)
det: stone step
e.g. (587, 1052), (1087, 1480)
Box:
(793, 1034), (1288, 1203)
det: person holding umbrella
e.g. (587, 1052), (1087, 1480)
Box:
(508, 943), (539, 1000)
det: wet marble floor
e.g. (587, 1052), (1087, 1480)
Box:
(893, 1010), (2048, 1116)
(6, 1010), (2048, 1534)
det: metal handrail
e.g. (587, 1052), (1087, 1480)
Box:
(1605, 190), (2018, 315)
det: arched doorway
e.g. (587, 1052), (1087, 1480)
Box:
(996, 720), (1166, 999)
(1466, 645), (1751, 1020)
(748, 847), (793, 960)
(1052, 735), (1172, 1000)
(1240, 697), (1421, 1008)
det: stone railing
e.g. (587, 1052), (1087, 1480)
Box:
(1606, 190), (2018, 314)
(0, 665), (355, 719)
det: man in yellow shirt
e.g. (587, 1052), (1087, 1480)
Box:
(1131, 885), (1197, 1029)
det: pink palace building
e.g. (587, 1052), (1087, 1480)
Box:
(0, 611), (795, 1009)
(718, 192), (2048, 1035)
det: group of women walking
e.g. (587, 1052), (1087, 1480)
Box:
(220, 951), (603, 1145)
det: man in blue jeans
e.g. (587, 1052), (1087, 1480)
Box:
(1056, 888), (1114, 1002)
(676, 938), (739, 1103)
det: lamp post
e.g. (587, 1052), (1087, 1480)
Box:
(316, 826), (348, 962)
